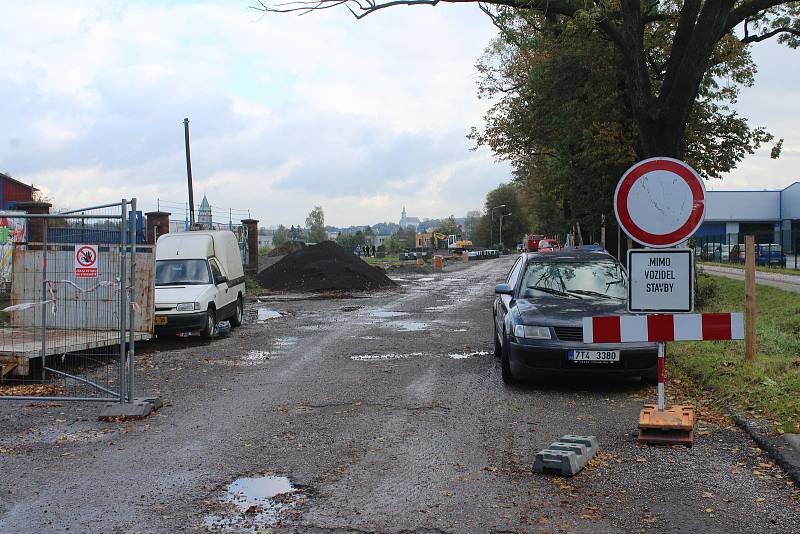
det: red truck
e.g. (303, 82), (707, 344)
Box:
(524, 234), (545, 252)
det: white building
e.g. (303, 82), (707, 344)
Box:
(698, 182), (799, 247)
(399, 206), (420, 231)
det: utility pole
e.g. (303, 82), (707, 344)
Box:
(183, 118), (196, 228)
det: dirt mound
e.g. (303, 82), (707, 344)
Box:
(267, 240), (306, 257)
(258, 241), (396, 292)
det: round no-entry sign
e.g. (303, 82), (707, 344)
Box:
(614, 157), (706, 248)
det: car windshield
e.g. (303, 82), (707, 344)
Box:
(520, 260), (627, 300)
(155, 259), (211, 286)
(758, 244), (782, 252)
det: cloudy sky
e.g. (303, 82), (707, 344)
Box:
(1, 1), (797, 227)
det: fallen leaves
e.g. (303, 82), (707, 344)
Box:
(0, 384), (65, 396)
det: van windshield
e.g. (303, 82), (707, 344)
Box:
(155, 259), (211, 286)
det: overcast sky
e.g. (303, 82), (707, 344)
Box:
(1, 1), (797, 227)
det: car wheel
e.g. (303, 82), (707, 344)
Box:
(230, 297), (243, 327)
(200, 308), (217, 340)
(500, 330), (515, 385)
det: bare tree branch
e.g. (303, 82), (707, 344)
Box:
(740, 26), (800, 43)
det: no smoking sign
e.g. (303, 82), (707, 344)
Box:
(75, 244), (98, 278)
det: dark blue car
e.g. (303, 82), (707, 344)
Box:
(493, 250), (658, 384)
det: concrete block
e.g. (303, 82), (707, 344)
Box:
(533, 449), (580, 476)
(99, 397), (163, 421)
(559, 434), (599, 456)
(550, 442), (590, 466)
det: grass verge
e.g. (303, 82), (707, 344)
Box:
(698, 261), (800, 277)
(670, 274), (800, 433)
(244, 273), (262, 296)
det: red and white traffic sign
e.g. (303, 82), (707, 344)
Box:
(74, 244), (98, 278)
(614, 157), (706, 248)
(582, 312), (744, 343)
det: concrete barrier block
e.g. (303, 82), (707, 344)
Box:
(533, 449), (581, 476)
(559, 434), (599, 456)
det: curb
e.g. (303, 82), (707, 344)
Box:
(729, 409), (800, 485)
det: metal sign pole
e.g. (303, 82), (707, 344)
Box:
(40, 218), (48, 381)
(657, 342), (665, 411)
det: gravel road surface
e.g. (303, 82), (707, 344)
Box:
(1, 256), (798, 533)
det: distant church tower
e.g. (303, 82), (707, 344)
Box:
(401, 206), (407, 222)
(198, 194), (212, 228)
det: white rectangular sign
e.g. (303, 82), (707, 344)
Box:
(74, 244), (99, 278)
(627, 248), (693, 313)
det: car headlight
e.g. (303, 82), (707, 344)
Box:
(514, 325), (551, 339)
(176, 302), (200, 312)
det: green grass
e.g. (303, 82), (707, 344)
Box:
(244, 273), (262, 296)
(671, 275), (800, 433)
(698, 261), (799, 277)
(360, 255), (401, 265)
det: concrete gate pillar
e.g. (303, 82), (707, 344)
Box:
(241, 218), (259, 273)
(145, 211), (171, 245)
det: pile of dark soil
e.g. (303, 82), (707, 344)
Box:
(267, 240), (306, 257)
(258, 241), (396, 292)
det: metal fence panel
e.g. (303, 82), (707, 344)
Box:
(0, 200), (154, 404)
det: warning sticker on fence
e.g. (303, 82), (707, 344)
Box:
(74, 245), (98, 278)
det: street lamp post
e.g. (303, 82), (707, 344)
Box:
(490, 204), (507, 249)
(499, 212), (512, 251)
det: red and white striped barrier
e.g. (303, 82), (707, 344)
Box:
(582, 313), (744, 344)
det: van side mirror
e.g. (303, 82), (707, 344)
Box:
(495, 283), (513, 295)
(216, 275), (228, 284)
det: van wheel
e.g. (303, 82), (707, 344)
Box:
(201, 308), (216, 340)
(230, 297), (243, 327)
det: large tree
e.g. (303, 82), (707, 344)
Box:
(258, 0), (798, 159)
(470, 9), (775, 235)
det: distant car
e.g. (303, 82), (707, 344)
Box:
(537, 239), (560, 252)
(756, 243), (787, 267)
(729, 243), (787, 266)
(493, 250), (657, 384)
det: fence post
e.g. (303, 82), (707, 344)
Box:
(128, 199), (137, 402)
(119, 199), (127, 402)
(745, 235), (756, 361)
(40, 219), (48, 381)
(240, 218), (259, 273)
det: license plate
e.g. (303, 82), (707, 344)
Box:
(155, 316), (168, 325)
(568, 350), (619, 363)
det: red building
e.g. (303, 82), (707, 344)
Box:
(0, 172), (36, 209)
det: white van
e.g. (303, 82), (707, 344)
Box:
(154, 231), (246, 338)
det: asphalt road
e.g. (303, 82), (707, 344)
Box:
(1, 256), (798, 533)
(700, 264), (800, 293)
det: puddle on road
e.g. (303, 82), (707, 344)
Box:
(448, 350), (491, 359)
(273, 337), (298, 348)
(424, 305), (450, 312)
(416, 277), (435, 282)
(242, 351), (271, 364)
(350, 352), (423, 361)
(205, 474), (302, 532)
(394, 320), (430, 332)
(257, 309), (283, 321)
(368, 310), (408, 318)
